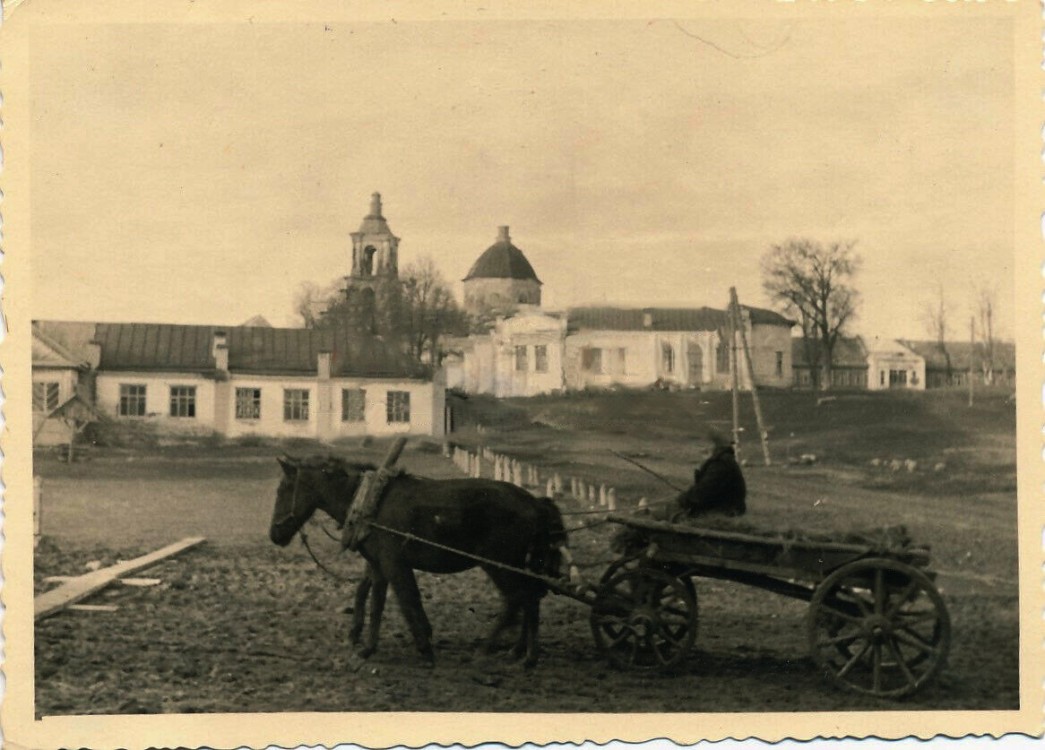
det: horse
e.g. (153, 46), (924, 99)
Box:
(269, 455), (568, 668)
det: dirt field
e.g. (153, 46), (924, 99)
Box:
(33, 390), (1019, 715)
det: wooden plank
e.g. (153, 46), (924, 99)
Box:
(120, 577), (162, 587)
(34, 537), (205, 621)
(67, 604), (120, 613)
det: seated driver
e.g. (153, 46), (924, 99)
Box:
(675, 428), (747, 519)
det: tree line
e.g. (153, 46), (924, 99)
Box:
(759, 238), (1005, 395)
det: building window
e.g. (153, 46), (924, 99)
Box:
(616, 347), (627, 375)
(662, 343), (675, 374)
(716, 338), (730, 373)
(235, 388), (261, 420)
(535, 345), (549, 373)
(581, 347), (603, 374)
(775, 351), (784, 377)
(32, 382), (60, 412)
(169, 386), (197, 418)
(515, 345), (528, 372)
(283, 389), (310, 421)
(890, 369), (908, 387)
(342, 388), (366, 422)
(387, 391), (410, 423)
(119, 384), (147, 417)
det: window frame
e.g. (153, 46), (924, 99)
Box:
(581, 347), (603, 374)
(283, 388), (311, 422)
(514, 345), (528, 373)
(386, 390), (411, 424)
(235, 387), (262, 420)
(534, 345), (549, 373)
(169, 385), (197, 418)
(342, 388), (367, 422)
(662, 343), (675, 374)
(33, 381), (60, 413)
(118, 384), (147, 417)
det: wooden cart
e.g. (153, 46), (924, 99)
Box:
(588, 514), (951, 699)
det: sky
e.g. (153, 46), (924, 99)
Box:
(28, 18), (1015, 340)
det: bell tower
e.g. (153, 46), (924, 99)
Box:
(348, 192), (399, 287)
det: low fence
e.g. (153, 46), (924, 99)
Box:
(444, 442), (648, 512)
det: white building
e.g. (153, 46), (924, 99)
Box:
(445, 308), (567, 397)
(33, 321), (447, 440)
(449, 305), (794, 397)
(865, 337), (926, 391)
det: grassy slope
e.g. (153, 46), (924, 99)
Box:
(450, 387), (1016, 495)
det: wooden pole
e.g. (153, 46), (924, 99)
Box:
(968, 316), (975, 407)
(731, 289), (771, 467)
(729, 292), (741, 451)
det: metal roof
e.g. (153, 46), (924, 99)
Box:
(791, 336), (868, 368)
(35, 321), (426, 379)
(567, 305), (792, 333)
(464, 242), (541, 282)
(899, 339), (1016, 370)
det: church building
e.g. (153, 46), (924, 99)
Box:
(446, 231), (795, 396)
(462, 226), (542, 315)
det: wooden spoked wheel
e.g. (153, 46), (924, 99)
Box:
(808, 558), (950, 698)
(590, 567), (698, 672)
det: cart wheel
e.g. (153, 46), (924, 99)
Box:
(599, 557), (698, 602)
(590, 567), (697, 672)
(808, 558), (950, 699)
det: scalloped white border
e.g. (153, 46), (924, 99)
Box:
(0, 1), (1040, 748)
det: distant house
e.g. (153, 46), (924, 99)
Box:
(791, 336), (869, 390)
(898, 339), (1015, 388)
(31, 324), (98, 446)
(864, 337), (926, 391)
(792, 336), (927, 391)
(33, 320), (447, 440)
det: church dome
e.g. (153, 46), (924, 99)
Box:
(463, 226), (542, 283)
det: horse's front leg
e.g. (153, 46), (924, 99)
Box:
(521, 598), (541, 669)
(386, 565), (435, 667)
(360, 568), (388, 659)
(348, 565), (373, 646)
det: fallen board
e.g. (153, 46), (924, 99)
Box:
(34, 537), (205, 621)
(67, 604), (120, 613)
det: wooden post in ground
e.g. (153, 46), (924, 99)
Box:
(968, 316), (975, 407)
(732, 289), (772, 467)
(553, 473), (563, 494)
(545, 478), (554, 497)
(728, 291), (741, 451)
(607, 487), (617, 511)
(33, 476), (42, 549)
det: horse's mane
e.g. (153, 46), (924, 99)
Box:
(291, 454), (378, 475)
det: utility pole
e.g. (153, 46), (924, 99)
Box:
(729, 295), (741, 452)
(731, 288), (771, 466)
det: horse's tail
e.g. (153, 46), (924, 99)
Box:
(527, 497), (568, 582)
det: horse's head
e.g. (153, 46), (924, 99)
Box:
(269, 455), (366, 546)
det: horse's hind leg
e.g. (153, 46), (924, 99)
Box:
(360, 570), (388, 659)
(483, 600), (521, 654)
(348, 566), (373, 646)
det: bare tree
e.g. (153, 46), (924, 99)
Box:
(761, 238), (861, 395)
(977, 285), (996, 385)
(399, 258), (469, 363)
(295, 258), (466, 365)
(293, 280), (341, 327)
(921, 284), (952, 385)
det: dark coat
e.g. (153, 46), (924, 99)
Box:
(676, 445), (746, 518)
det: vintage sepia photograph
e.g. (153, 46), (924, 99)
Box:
(2, 0), (1041, 747)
